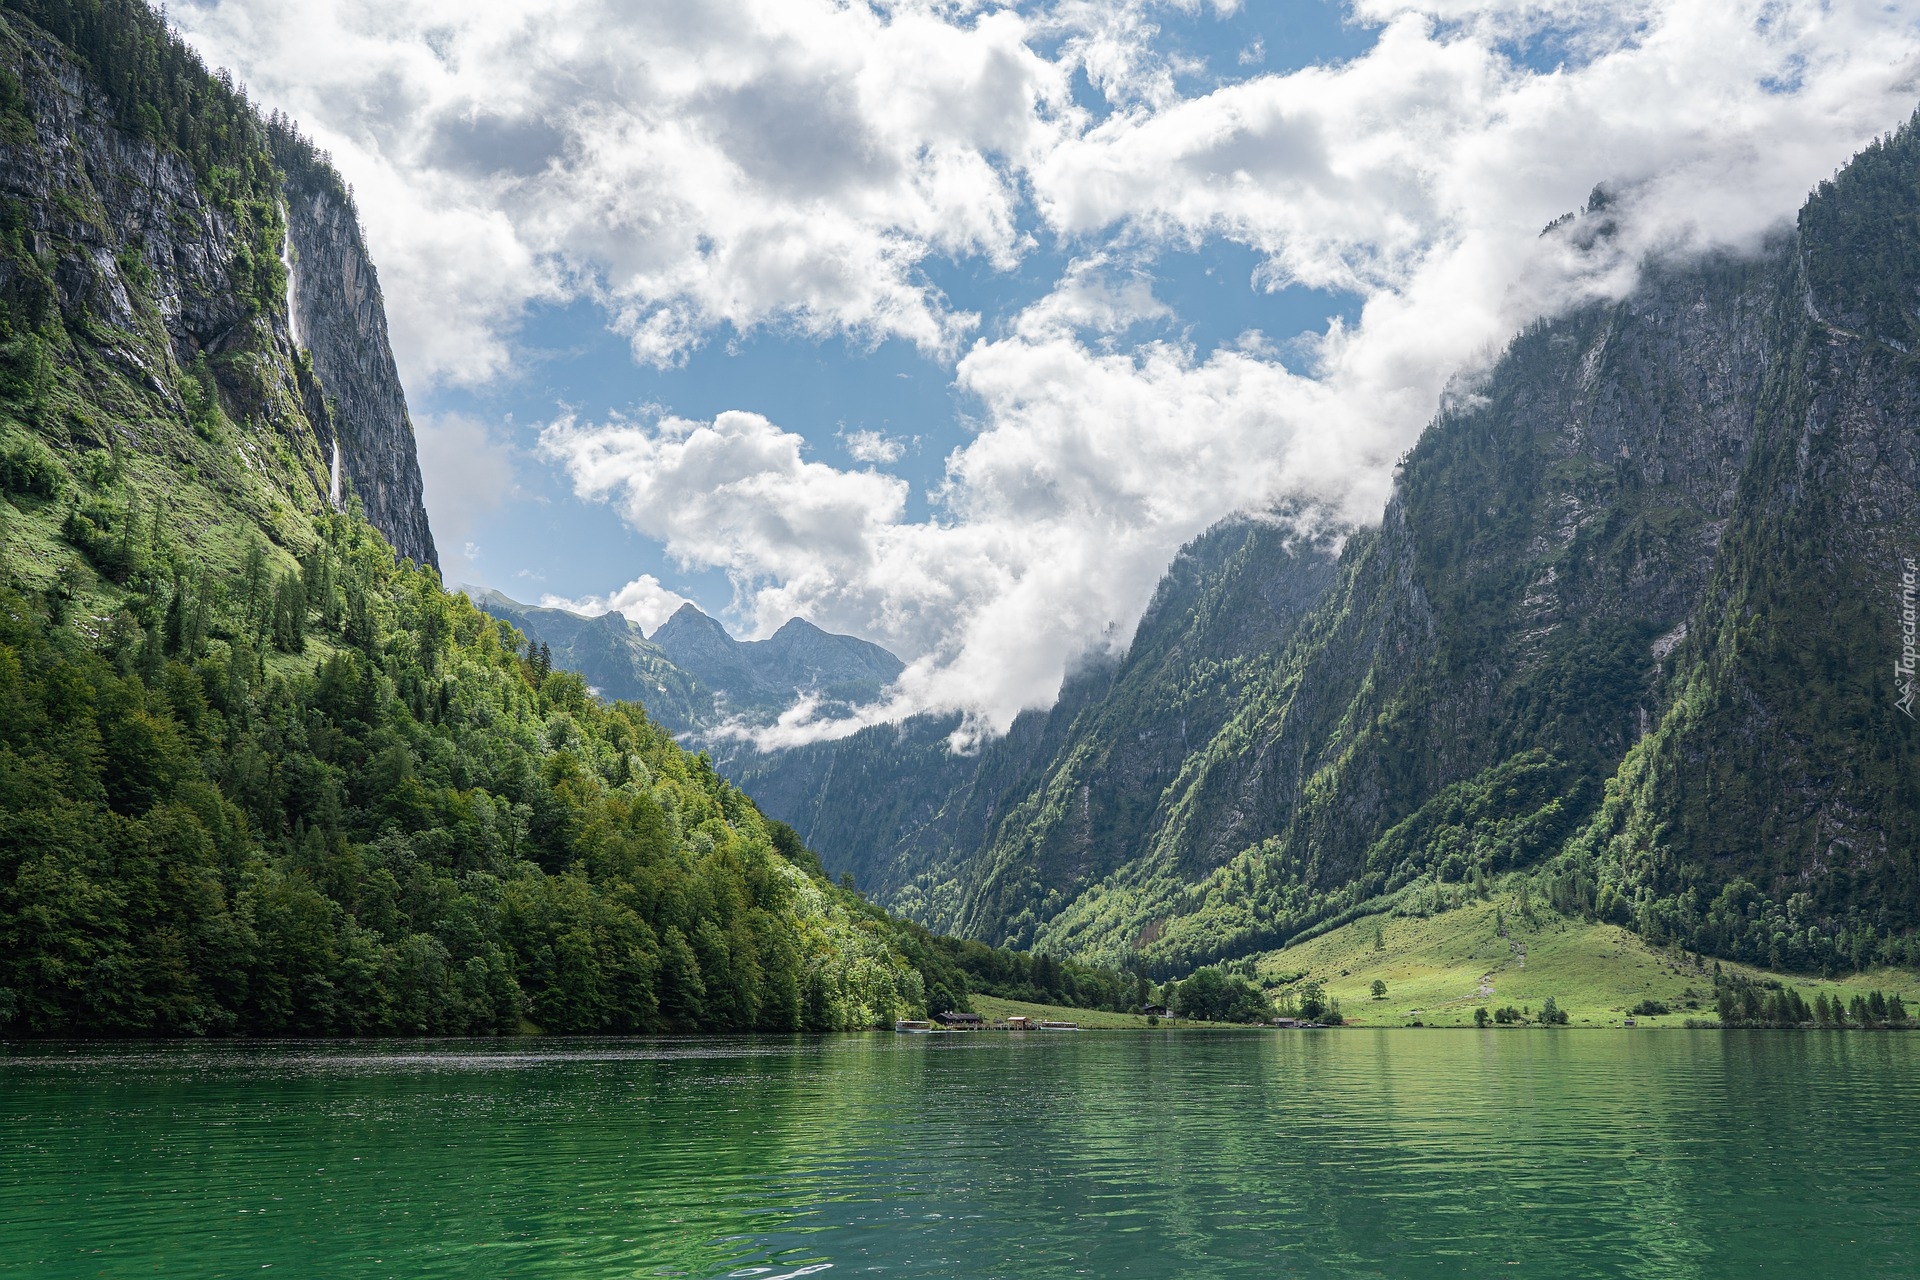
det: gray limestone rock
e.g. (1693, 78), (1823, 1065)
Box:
(0, 11), (436, 568)
(275, 136), (437, 569)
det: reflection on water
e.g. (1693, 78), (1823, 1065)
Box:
(2, 1031), (1916, 1278)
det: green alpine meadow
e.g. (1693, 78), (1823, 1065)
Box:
(5, 0), (1920, 1275)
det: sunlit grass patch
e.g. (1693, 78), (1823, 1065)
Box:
(1254, 890), (1920, 1029)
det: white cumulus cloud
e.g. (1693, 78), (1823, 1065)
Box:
(539, 410), (912, 623)
(841, 428), (907, 464)
(174, 0), (1075, 381)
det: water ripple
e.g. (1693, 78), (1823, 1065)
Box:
(3, 1031), (1917, 1278)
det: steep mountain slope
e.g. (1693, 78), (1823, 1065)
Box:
(273, 129), (435, 569)
(0, 0), (334, 607)
(0, 0), (434, 573)
(724, 517), (1340, 927)
(1028, 243), (1785, 970)
(956, 518), (1342, 946)
(747, 126), (1920, 979)
(0, 0), (942, 1036)
(1560, 130), (1920, 972)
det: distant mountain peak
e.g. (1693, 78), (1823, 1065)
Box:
(475, 591), (903, 739)
(652, 605), (904, 713)
(651, 601), (731, 642)
(662, 601), (716, 625)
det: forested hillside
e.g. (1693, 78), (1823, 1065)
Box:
(0, 0), (1052, 1036)
(0, 540), (933, 1034)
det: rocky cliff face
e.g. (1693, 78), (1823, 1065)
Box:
(274, 132), (436, 569)
(1025, 243), (1796, 969)
(1561, 136), (1920, 971)
(0, 0), (435, 578)
(740, 124), (1920, 978)
(0, 13), (328, 497)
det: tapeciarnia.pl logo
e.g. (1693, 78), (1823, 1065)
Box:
(1900, 557), (1918, 719)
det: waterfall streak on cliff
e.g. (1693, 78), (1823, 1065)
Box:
(279, 207), (302, 349)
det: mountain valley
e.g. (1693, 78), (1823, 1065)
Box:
(668, 148), (1920, 987)
(1, 0), (1918, 1039)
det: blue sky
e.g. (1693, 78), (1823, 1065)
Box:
(425, 232), (1366, 610)
(421, 4), (1374, 612)
(177, 0), (1920, 739)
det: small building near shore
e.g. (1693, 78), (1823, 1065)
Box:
(1006, 1016), (1030, 1029)
(936, 1010), (986, 1029)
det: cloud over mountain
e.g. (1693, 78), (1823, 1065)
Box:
(178, 0), (1920, 740)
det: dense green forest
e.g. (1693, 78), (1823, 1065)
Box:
(0, 504), (946, 1034)
(1712, 970), (1910, 1029)
(914, 931), (1153, 1013)
(0, 468), (1175, 1034)
(0, 487), (1169, 1034)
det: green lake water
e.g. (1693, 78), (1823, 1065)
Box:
(2, 1030), (1915, 1278)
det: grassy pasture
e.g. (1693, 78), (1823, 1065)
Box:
(1253, 894), (1920, 1028)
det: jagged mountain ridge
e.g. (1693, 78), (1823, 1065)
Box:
(652, 602), (903, 717)
(723, 122), (1920, 978)
(472, 592), (905, 738)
